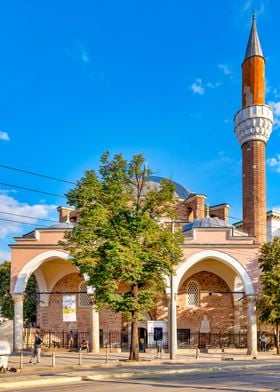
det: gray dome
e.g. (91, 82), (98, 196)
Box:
(182, 217), (233, 232)
(48, 222), (74, 229)
(148, 176), (191, 200)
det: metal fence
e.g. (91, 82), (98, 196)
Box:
(177, 331), (247, 349)
(23, 329), (278, 351)
(23, 329), (90, 350)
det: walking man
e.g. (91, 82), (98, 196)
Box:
(29, 331), (43, 364)
(259, 332), (266, 352)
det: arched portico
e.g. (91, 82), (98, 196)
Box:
(12, 250), (100, 352)
(166, 250), (257, 356)
(13, 250), (70, 294)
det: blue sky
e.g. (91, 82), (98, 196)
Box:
(0, 0), (280, 262)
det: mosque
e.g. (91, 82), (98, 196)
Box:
(9, 16), (279, 356)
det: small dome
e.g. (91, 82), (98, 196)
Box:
(48, 222), (74, 229)
(182, 217), (232, 232)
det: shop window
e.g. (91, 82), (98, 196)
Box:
(186, 280), (199, 307)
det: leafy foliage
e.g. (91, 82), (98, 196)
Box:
(257, 237), (280, 354)
(0, 262), (13, 319)
(62, 152), (183, 359)
(0, 261), (37, 322)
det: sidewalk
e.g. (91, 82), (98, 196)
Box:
(0, 349), (279, 390)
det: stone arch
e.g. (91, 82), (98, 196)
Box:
(13, 250), (72, 294)
(166, 250), (254, 295)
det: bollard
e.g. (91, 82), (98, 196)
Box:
(19, 351), (23, 370)
(195, 347), (199, 359)
(52, 352), (56, 368)
(105, 344), (108, 364)
(79, 351), (82, 366)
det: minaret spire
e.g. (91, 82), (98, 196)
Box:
(244, 12), (263, 61)
(234, 15), (273, 244)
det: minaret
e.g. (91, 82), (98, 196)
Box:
(234, 14), (273, 243)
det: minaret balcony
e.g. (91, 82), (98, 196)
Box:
(234, 104), (273, 145)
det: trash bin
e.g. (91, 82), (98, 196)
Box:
(0, 340), (11, 373)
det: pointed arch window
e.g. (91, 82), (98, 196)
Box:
(186, 280), (200, 307)
(79, 282), (91, 307)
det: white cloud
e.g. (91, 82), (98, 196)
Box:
(243, 0), (252, 12)
(272, 205), (280, 212)
(269, 101), (280, 129)
(218, 64), (231, 76)
(77, 41), (90, 65)
(0, 250), (10, 263)
(0, 191), (57, 239)
(0, 131), (10, 141)
(67, 40), (90, 67)
(243, 0), (266, 15)
(267, 154), (280, 173)
(191, 79), (204, 95)
(206, 82), (221, 89)
(81, 48), (89, 64)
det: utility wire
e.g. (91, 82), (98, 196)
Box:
(0, 217), (46, 227)
(0, 211), (57, 223)
(1, 165), (279, 230)
(0, 164), (76, 185)
(0, 182), (66, 199)
(0, 182), (279, 231)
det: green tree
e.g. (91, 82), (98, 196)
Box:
(0, 261), (37, 323)
(0, 261), (14, 319)
(257, 237), (280, 354)
(63, 152), (183, 360)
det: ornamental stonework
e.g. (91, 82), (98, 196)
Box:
(234, 104), (273, 145)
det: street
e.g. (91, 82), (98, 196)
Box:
(15, 364), (280, 392)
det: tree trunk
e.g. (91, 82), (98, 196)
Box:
(129, 285), (139, 361)
(276, 323), (280, 355)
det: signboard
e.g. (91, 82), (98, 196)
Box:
(63, 295), (76, 322)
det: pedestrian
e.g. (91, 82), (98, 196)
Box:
(259, 332), (266, 352)
(139, 337), (145, 352)
(78, 339), (89, 352)
(0, 340), (11, 373)
(68, 330), (75, 349)
(29, 331), (43, 364)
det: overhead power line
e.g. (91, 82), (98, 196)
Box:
(0, 164), (76, 185)
(0, 182), (66, 199)
(0, 164), (279, 230)
(0, 217), (46, 227)
(0, 211), (57, 223)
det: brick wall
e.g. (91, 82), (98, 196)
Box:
(242, 140), (266, 243)
(37, 273), (123, 333)
(176, 271), (234, 333)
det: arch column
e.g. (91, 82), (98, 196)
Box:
(247, 295), (258, 356)
(12, 293), (24, 351)
(167, 275), (177, 359)
(90, 304), (100, 353)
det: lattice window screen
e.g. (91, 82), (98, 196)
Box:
(186, 280), (199, 307)
(79, 282), (91, 307)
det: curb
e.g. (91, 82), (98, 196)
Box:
(0, 376), (83, 390)
(1, 361), (280, 390)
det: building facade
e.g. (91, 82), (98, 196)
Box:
(10, 16), (274, 356)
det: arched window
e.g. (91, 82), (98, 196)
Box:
(79, 282), (91, 307)
(186, 280), (199, 307)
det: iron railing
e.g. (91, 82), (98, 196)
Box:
(23, 329), (278, 351)
(23, 329), (89, 350)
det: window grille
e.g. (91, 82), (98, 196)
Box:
(79, 282), (91, 307)
(186, 280), (199, 307)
